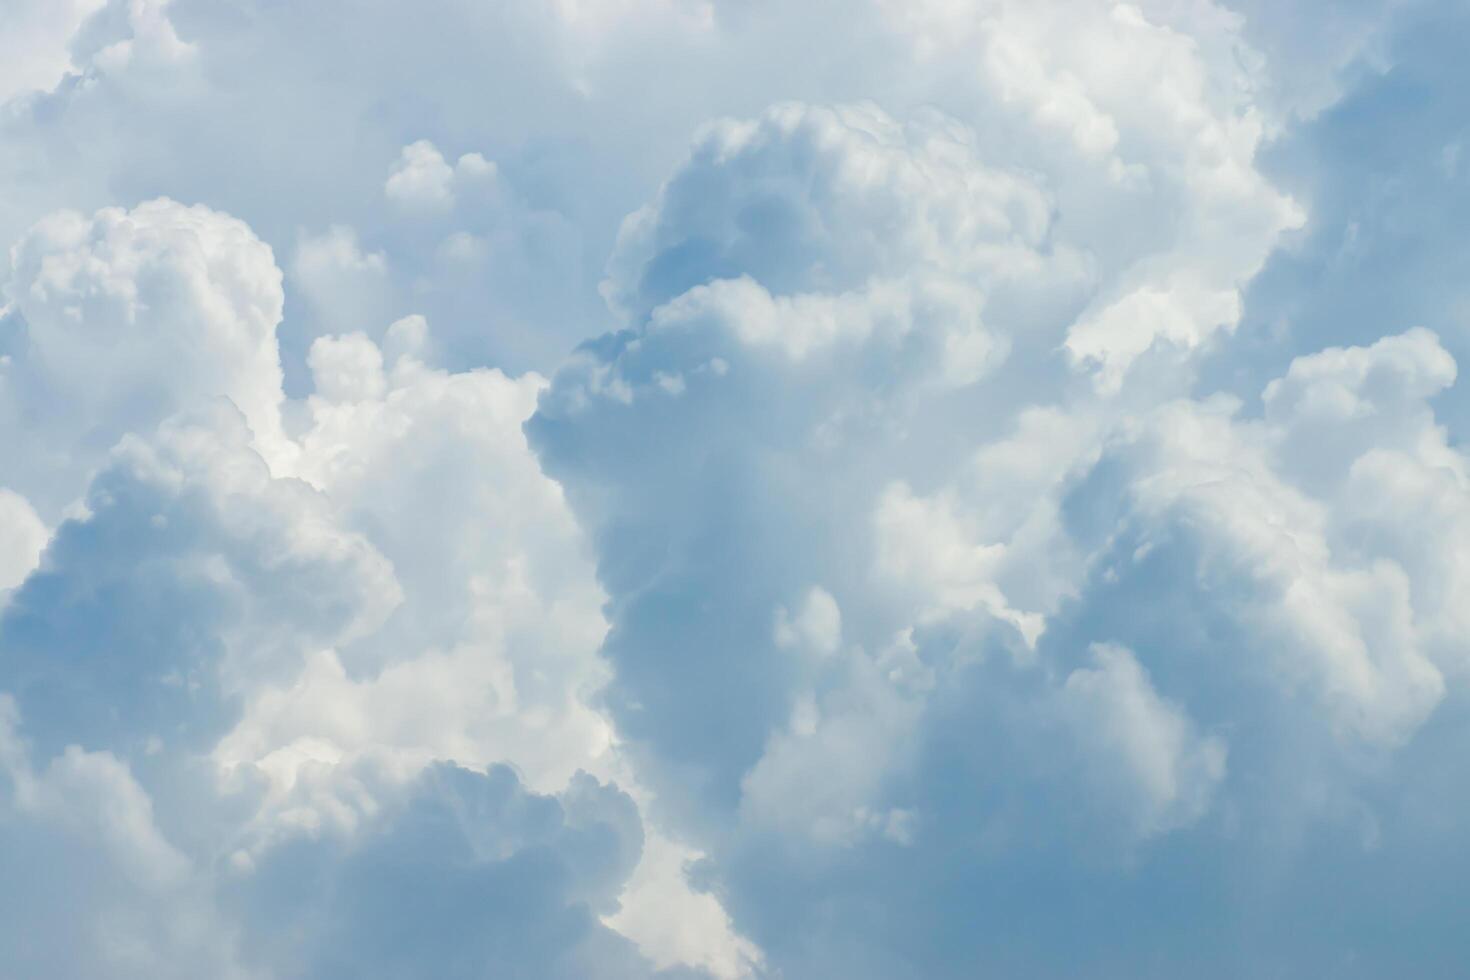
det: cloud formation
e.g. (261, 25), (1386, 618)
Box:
(2, 0), (1469, 977)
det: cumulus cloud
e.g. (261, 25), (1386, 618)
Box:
(0, 400), (397, 763)
(0, 189), (739, 974)
(226, 762), (657, 980)
(2, 199), (293, 512)
(384, 140), (498, 213)
(527, 7), (1470, 969)
(3, 0), (1470, 977)
(0, 0), (106, 103)
(0, 717), (252, 980)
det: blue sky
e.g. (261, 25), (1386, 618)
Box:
(1, 1), (1468, 977)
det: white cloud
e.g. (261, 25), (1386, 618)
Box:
(384, 140), (501, 214)
(0, 488), (47, 593)
(1059, 643), (1227, 836)
(605, 832), (764, 979)
(0, 713), (252, 979)
(603, 101), (1069, 323)
(305, 331), (386, 404)
(2, 199), (294, 515)
(222, 325), (611, 795)
(0, 0), (106, 104)
(774, 587), (842, 657)
(0, 193), (746, 974)
(72, 0), (196, 75)
(524, 3), (1470, 967)
(384, 140), (456, 212)
(0, 0), (1465, 976)
(290, 225), (393, 341)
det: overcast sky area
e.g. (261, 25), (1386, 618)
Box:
(1, 1), (1469, 977)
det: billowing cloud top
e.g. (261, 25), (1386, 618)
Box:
(1, 0), (1468, 977)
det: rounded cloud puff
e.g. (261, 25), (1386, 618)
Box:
(3, 199), (292, 513)
(10, 200), (284, 432)
(603, 103), (1065, 318)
